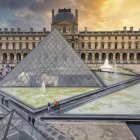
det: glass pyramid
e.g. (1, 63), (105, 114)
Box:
(0, 110), (48, 140)
(0, 29), (102, 87)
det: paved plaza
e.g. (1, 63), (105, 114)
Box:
(48, 121), (136, 140)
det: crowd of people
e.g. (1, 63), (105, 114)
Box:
(1, 96), (9, 107)
(28, 115), (36, 126)
(0, 64), (13, 80)
(47, 100), (60, 111)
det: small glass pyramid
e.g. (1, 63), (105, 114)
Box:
(0, 29), (102, 87)
(0, 110), (48, 140)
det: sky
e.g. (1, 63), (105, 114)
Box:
(0, 0), (139, 31)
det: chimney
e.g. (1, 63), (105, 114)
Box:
(85, 27), (87, 33)
(123, 26), (127, 31)
(52, 9), (55, 20)
(75, 9), (78, 22)
(30, 27), (33, 32)
(43, 28), (46, 32)
(11, 28), (14, 32)
(4, 28), (8, 32)
(17, 28), (21, 32)
(130, 26), (133, 31)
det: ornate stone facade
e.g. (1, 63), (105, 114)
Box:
(0, 8), (140, 68)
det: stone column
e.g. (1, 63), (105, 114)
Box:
(85, 53), (88, 63)
(0, 53), (2, 65)
(120, 53), (123, 63)
(14, 53), (17, 65)
(106, 53), (109, 60)
(99, 53), (102, 63)
(7, 53), (10, 64)
(134, 53), (137, 63)
(127, 53), (130, 63)
(113, 53), (116, 62)
(21, 53), (23, 60)
(92, 53), (95, 63)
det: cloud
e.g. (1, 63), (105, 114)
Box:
(0, 0), (139, 31)
(15, 9), (33, 18)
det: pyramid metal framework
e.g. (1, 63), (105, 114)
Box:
(0, 29), (102, 87)
(0, 110), (48, 140)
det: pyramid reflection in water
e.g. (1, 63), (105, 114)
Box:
(0, 29), (102, 87)
(0, 110), (47, 140)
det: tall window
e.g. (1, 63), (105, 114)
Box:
(26, 43), (29, 49)
(102, 36), (104, 40)
(115, 43), (117, 49)
(32, 42), (36, 49)
(72, 43), (74, 49)
(101, 43), (104, 49)
(6, 42), (9, 49)
(19, 42), (22, 49)
(95, 43), (97, 49)
(108, 43), (111, 49)
(88, 43), (91, 49)
(122, 43), (124, 49)
(81, 43), (85, 49)
(0, 42), (2, 49)
(13, 42), (15, 50)
(63, 27), (66, 33)
(129, 43), (131, 49)
(115, 36), (117, 40)
(135, 43), (138, 49)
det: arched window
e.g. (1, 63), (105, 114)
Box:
(137, 53), (140, 62)
(81, 53), (85, 61)
(88, 53), (92, 61)
(115, 53), (120, 62)
(3, 53), (7, 63)
(123, 53), (127, 62)
(95, 53), (99, 61)
(102, 53), (106, 61)
(23, 53), (27, 58)
(10, 53), (14, 63)
(130, 53), (134, 61)
(17, 53), (21, 61)
(109, 53), (113, 61)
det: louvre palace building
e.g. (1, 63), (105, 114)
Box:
(0, 8), (140, 68)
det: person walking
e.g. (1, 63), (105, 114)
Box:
(47, 102), (51, 111)
(28, 115), (31, 123)
(1, 96), (4, 105)
(32, 117), (35, 126)
(54, 100), (57, 110)
(5, 97), (9, 107)
(57, 101), (60, 110)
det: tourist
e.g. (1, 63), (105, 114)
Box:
(5, 96), (9, 107)
(56, 101), (60, 110)
(1, 96), (4, 105)
(32, 117), (35, 126)
(47, 102), (51, 111)
(28, 115), (31, 123)
(54, 100), (57, 110)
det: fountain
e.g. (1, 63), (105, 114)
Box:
(41, 82), (46, 96)
(100, 59), (113, 72)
